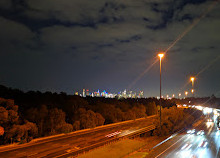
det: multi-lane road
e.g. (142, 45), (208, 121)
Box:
(1, 108), (218, 158)
(0, 115), (156, 158)
(146, 117), (220, 158)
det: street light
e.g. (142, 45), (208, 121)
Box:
(190, 77), (195, 87)
(158, 53), (164, 134)
(185, 91), (188, 97)
(190, 77), (195, 97)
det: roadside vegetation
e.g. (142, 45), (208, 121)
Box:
(153, 107), (202, 136)
(0, 85), (159, 145)
(0, 85), (212, 145)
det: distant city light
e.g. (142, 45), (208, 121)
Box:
(76, 89), (145, 99)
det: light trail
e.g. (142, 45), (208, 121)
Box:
(128, 0), (219, 89)
(128, 59), (158, 90)
(196, 55), (220, 77)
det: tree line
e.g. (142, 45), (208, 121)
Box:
(0, 85), (160, 145)
(0, 85), (208, 144)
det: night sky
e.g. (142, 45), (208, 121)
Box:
(0, 0), (219, 97)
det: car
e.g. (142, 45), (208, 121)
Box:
(207, 118), (213, 122)
(187, 129), (196, 134)
(197, 130), (205, 135)
(198, 140), (208, 148)
(181, 143), (192, 150)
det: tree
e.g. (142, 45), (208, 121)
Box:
(131, 104), (147, 118)
(56, 123), (73, 133)
(153, 106), (198, 136)
(5, 121), (38, 143)
(0, 126), (4, 136)
(124, 110), (136, 120)
(95, 113), (105, 126)
(73, 108), (105, 129)
(145, 101), (158, 115)
(25, 105), (48, 136)
(73, 121), (80, 131)
(47, 108), (66, 135)
(0, 106), (8, 125)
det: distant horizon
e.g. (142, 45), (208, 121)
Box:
(0, 84), (218, 99)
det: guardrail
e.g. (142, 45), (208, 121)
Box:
(126, 125), (156, 138)
(0, 115), (157, 153)
(55, 124), (156, 158)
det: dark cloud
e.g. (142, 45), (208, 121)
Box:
(0, 0), (219, 97)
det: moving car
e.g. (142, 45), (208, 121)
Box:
(187, 129), (195, 134)
(181, 143), (192, 150)
(198, 140), (208, 148)
(197, 130), (205, 135)
(207, 118), (213, 122)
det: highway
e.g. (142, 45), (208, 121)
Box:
(0, 115), (156, 158)
(146, 117), (220, 158)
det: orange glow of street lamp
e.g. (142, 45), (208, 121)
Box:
(185, 91), (188, 96)
(158, 53), (164, 59)
(190, 77), (195, 87)
(191, 89), (194, 94)
(190, 77), (195, 82)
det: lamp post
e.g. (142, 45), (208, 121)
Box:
(190, 77), (195, 97)
(158, 53), (164, 134)
(185, 91), (188, 96)
(191, 89), (194, 94)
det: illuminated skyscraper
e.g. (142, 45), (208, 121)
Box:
(86, 89), (90, 96)
(122, 89), (127, 98)
(139, 91), (144, 98)
(82, 89), (86, 97)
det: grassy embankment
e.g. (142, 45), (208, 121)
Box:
(77, 136), (166, 158)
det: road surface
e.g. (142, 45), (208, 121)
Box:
(146, 119), (220, 158)
(0, 115), (156, 158)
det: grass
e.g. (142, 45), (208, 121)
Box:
(77, 139), (145, 158)
(126, 152), (149, 158)
(77, 136), (168, 158)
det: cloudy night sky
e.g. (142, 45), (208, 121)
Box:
(0, 0), (219, 97)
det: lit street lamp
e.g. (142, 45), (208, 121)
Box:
(158, 53), (164, 134)
(185, 91), (188, 97)
(190, 77), (195, 87)
(190, 77), (195, 97)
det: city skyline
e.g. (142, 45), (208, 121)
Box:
(76, 88), (145, 98)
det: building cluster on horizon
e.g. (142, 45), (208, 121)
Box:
(74, 89), (144, 99)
